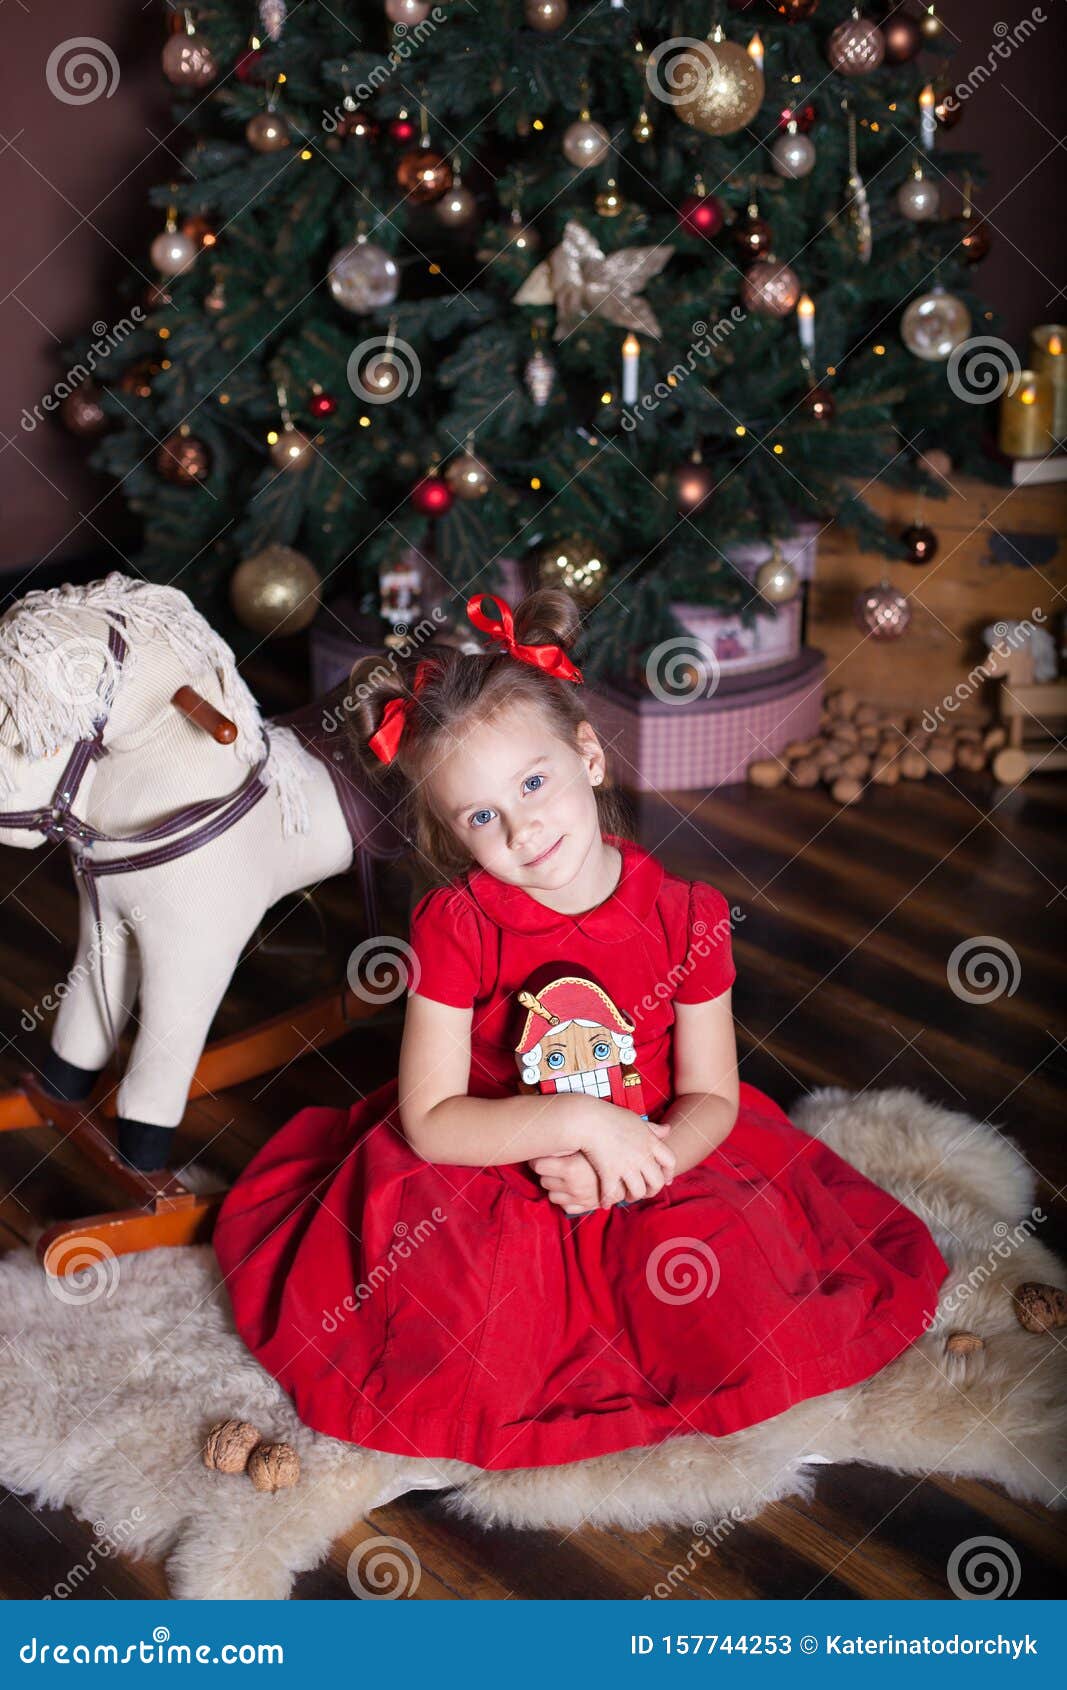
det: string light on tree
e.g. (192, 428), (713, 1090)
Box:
(621, 333), (640, 404)
(918, 83), (937, 151)
(796, 292), (815, 355)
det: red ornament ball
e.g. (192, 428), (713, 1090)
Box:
(900, 523), (938, 564)
(309, 391), (338, 418)
(388, 116), (418, 144)
(410, 474), (454, 516)
(678, 192), (725, 238)
(777, 102), (816, 134)
(234, 47), (265, 84)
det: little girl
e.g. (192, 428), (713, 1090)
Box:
(213, 589), (949, 1472)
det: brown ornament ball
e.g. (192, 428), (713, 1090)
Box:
(60, 382), (108, 438)
(230, 545), (322, 638)
(246, 111), (291, 152)
(960, 217), (991, 264)
(524, 0), (568, 28)
(735, 209), (773, 258)
(741, 259), (801, 317)
(919, 6), (943, 38)
(854, 582), (911, 640)
(901, 523), (938, 564)
(934, 86), (963, 129)
(203, 1419), (260, 1473)
(162, 30), (218, 89)
(673, 459), (715, 512)
(802, 385), (835, 422)
(396, 146), (453, 203)
(444, 450), (492, 499)
(270, 426), (316, 472)
(561, 118), (612, 168)
(119, 358), (162, 398)
(247, 1441), (301, 1492)
(435, 183), (478, 228)
(827, 17), (885, 76)
(156, 430), (211, 485)
(882, 15), (922, 63)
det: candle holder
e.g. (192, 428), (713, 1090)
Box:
(1029, 324), (1066, 440)
(998, 368), (1054, 460)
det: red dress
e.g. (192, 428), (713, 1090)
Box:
(213, 834), (949, 1471)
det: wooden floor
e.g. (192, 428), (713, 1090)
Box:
(1, 749), (1065, 1600)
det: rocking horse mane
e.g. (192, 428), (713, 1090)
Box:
(0, 571), (310, 831)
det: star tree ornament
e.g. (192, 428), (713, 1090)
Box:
(514, 220), (674, 340)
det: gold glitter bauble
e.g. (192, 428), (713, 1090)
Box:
(230, 546), (322, 637)
(535, 535), (607, 609)
(674, 40), (764, 138)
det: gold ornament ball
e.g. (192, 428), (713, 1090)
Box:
(536, 536), (607, 609)
(562, 119), (611, 168)
(246, 112), (291, 152)
(524, 0), (568, 28)
(674, 41), (764, 138)
(595, 180), (624, 218)
(161, 31), (218, 88)
(231, 546), (322, 638)
(156, 431), (211, 485)
(919, 6), (943, 39)
(270, 426), (316, 471)
(445, 451), (492, 499)
(827, 17), (886, 75)
(755, 556), (799, 604)
(741, 259), (801, 317)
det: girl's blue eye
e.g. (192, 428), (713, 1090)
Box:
(547, 1051), (566, 1069)
(592, 1041), (611, 1061)
(523, 773), (545, 793)
(469, 809), (495, 828)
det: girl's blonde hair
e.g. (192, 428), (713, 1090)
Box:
(344, 587), (629, 881)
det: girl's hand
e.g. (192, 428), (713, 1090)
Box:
(530, 1150), (601, 1214)
(580, 1109), (676, 1208)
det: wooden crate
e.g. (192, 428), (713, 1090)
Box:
(808, 474), (1067, 713)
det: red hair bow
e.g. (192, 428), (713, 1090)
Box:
(466, 594), (583, 684)
(367, 658), (438, 765)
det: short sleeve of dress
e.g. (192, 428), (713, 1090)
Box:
(406, 886), (482, 1009)
(672, 879), (737, 1004)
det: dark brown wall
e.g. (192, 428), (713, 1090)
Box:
(1, 2), (1063, 580)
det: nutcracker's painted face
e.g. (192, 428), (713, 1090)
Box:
(521, 1018), (625, 1097)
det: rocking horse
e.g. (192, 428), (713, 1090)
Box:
(0, 572), (412, 1274)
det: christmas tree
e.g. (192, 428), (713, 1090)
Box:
(62, 0), (995, 675)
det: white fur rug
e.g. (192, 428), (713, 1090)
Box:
(1, 1086), (1063, 1599)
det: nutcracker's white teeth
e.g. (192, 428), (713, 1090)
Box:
(554, 1068), (612, 1097)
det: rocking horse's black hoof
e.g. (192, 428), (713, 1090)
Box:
(41, 1049), (102, 1104)
(116, 1118), (177, 1173)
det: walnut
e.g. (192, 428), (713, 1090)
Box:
(747, 758), (786, 788)
(203, 1419), (261, 1474)
(247, 1441), (301, 1492)
(945, 1330), (984, 1355)
(1011, 1282), (1067, 1334)
(830, 776), (863, 804)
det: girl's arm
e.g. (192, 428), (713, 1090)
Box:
(398, 991), (613, 1167)
(660, 990), (740, 1176)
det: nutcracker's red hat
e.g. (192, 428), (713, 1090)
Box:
(515, 975), (635, 1059)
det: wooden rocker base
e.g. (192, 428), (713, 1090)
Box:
(1, 983), (389, 1277)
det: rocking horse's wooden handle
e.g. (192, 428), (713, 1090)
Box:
(172, 686), (238, 744)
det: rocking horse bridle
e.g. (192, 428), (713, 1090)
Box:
(0, 617), (271, 1053)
